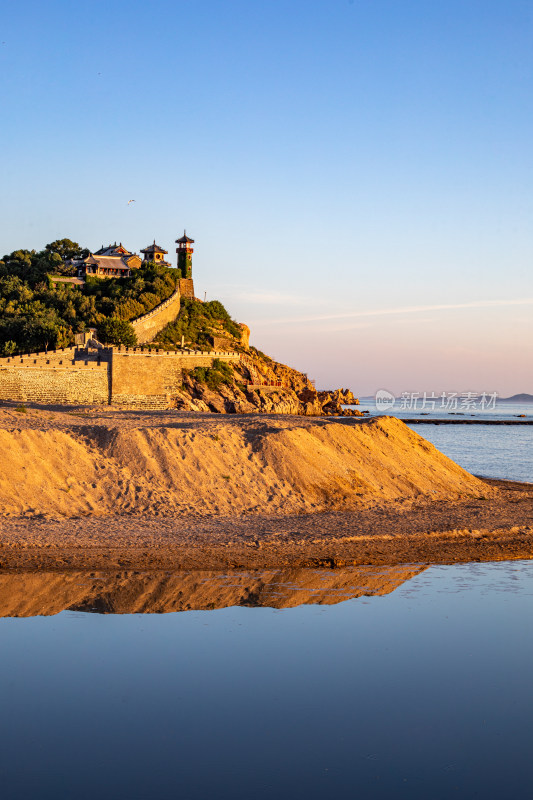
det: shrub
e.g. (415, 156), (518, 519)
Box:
(192, 358), (234, 391)
(155, 298), (241, 350)
(97, 318), (137, 346)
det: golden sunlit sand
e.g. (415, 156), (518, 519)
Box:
(0, 407), (531, 571)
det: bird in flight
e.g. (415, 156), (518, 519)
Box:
(127, 199), (136, 205)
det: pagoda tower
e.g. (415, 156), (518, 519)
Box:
(175, 231), (194, 279)
(175, 230), (195, 298)
(140, 241), (171, 266)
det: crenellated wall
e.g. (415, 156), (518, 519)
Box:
(110, 348), (239, 408)
(0, 349), (110, 405)
(0, 346), (240, 409)
(131, 286), (182, 344)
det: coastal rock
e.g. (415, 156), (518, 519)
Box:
(179, 353), (360, 417)
(318, 388), (358, 407)
(245, 387), (302, 415)
(238, 323), (250, 350)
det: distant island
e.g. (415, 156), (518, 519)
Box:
(358, 393), (533, 405)
(499, 394), (533, 403)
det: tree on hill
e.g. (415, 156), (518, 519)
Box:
(44, 239), (89, 262)
(97, 318), (137, 347)
(0, 239), (89, 284)
(0, 308), (70, 354)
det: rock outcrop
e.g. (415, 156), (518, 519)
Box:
(173, 349), (363, 417)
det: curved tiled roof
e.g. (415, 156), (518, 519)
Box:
(82, 254), (140, 270)
(94, 243), (131, 256)
(141, 242), (168, 254)
(175, 230), (194, 244)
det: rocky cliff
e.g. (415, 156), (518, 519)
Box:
(172, 348), (363, 416)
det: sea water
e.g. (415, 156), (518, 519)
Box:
(2, 561), (533, 799)
(356, 399), (533, 422)
(408, 423), (533, 483)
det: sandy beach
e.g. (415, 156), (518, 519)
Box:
(0, 405), (531, 571)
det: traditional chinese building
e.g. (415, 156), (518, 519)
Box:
(175, 231), (195, 298)
(93, 243), (131, 257)
(75, 243), (141, 279)
(69, 232), (196, 290)
(140, 242), (171, 267)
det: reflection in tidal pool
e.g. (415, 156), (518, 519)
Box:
(0, 565), (425, 616)
(1, 561), (533, 799)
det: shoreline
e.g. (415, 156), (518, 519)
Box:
(2, 478), (532, 572)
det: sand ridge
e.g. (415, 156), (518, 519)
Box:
(0, 409), (492, 519)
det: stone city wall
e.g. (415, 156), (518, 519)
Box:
(131, 287), (182, 344)
(110, 348), (240, 408)
(0, 346), (240, 409)
(111, 350), (183, 409)
(0, 350), (110, 405)
(177, 278), (195, 299)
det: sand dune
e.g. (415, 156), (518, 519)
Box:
(0, 411), (491, 519)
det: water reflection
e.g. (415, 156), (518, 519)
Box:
(2, 561), (533, 799)
(0, 564), (426, 617)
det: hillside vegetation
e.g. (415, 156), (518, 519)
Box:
(154, 298), (242, 350)
(0, 239), (179, 353)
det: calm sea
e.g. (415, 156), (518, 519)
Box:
(408, 423), (533, 483)
(356, 399), (533, 422)
(2, 561), (533, 799)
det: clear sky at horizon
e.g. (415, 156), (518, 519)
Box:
(1, 0), (532, 395)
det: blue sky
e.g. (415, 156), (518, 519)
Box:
(1, 0), (532, 395)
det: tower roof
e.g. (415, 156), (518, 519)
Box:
(140, 242), (168, 255)
(175, 230), (194, 244)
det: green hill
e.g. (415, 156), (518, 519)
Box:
(0, 238), (188, 353)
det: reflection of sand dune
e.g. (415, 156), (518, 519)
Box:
(0, 566), (426, 617)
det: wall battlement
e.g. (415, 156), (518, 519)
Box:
(131, 286), (182, 344)
(0, 344), (239, 409)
